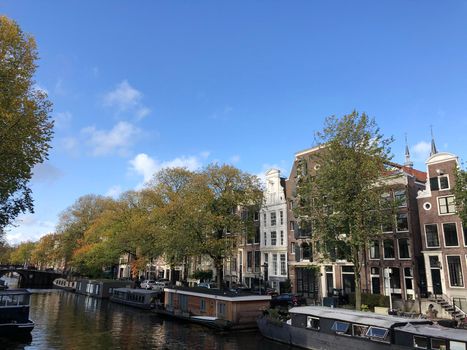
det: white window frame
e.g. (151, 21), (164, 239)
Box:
(437, 195), (456, 216)
(438, 175), (450, 191)
(383, 239), (395, 260)
(446, 255), (464, 288)
(442, 222), (460, 248)
(424, 223), (441, 248)
(369, 240), (380, 260)
(396, 212), (409, 232)
(398, 238), (411, 260)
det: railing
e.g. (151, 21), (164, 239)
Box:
(453, 297), (467, 316)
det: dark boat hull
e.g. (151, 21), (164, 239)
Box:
(109, 296), (154, 310)
(0, 320), (34, 336)
(257, 316), (393, 350)
(155, 307), (233, 331)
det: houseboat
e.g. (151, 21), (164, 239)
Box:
(110, 288), (160, 310)
(52, 277), (77, 292)
(258, 305), (467, 349)
(157, 286), (271, 330)
(75, 278), (133, 299)
(0, 289), (34, 336)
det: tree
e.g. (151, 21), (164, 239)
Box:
(0, 16), (54, 230)
(454, 165), (467, 226)
(30, 233), (60, 269)
(9, 241), (36, 266)
(294, 111), (393, 310)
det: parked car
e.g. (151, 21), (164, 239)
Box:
(152, 280), (170, 292)
(140, 280), (156, 290)
(197, 282), (217, 289)
(270, 293), (306, 309)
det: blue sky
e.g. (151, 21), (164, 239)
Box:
(3, 1), (467, 244)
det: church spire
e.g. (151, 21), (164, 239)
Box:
(430, 125), (438, 156)
(404, 134), (413, 168)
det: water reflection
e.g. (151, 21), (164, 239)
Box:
(1, 290), (298, 350)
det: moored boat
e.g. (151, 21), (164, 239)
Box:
(0, 289), (34, 337)
(257, 305), (467, 349)
(52, 278), (76, 292)
(109, 288), (160, 310)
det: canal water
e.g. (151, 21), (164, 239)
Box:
(1, 278), (299, 350)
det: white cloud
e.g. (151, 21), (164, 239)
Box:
(230, 155), (241, 164)
(255, 163), (288, 185)
(54, 78), (66, 95)
(106, 185), (123, 198)
(412, 141), (431, 162)
(32, 162), (63, 183)
(200, 151), (211, 159)
(5, 214), (55, 245)
(82, 121), (141, 156)
(53, 111), (72, 129)
(103, 80), (151, 119)
(129, 153), (204, 187)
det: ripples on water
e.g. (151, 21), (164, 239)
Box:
(0, 284), (298, 350)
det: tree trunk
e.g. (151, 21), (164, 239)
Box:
(215, 258), (224, 289)
(353, 248), (362, 311)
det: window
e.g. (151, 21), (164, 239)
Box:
(306, 316), (320, 330)
(200, 299), (206, 312)
(247, 252), (252, 270)
(429, 256), (440, 268)
(439, 175), (450, 190)
(352, 324), (369, 338)
(280, 211), (284, 225)
(272, 254), (278, 275)
(365, 326), (388, 341)
(254, 251), (261, 273)
(447, 256), (464, 287)
(404, 267), (413, 290)
(280, 231), (284, 245)
(290, 221), (295, 230)
(254, 211), (259, 221)
(263, 213), (267, 226)
(291, 242), (295, 254)
(443, 223), (459, 246)
(396, 213), (409, 231)
(331, 321), (350, 335)
(394, 190), (407, 207)
(398, 238), (410, 259)
(280, 254), (286, 275)
(271, 231), (277, 246)
(218, 303), (226, 317)
(370, 240), (380, 259)
(431, 338), (447, 350)
(464, 225), (467, 246)
(264, 232), (267, 246)
(255, 227), (260, 244)
(414, 336), (428, 349)
(438, 196), (456, 214)
(450, 341), (466, 350)
(425, 224), (440, 247)
(302, 243), (311, 260)
(270, 212), (276, 226)
(383, 240), (395, 259)
(264, 253), (268, 266)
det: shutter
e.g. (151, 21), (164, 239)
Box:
(430, 177), (439, 191)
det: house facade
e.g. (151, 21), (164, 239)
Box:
(417, 151), (467, 302)
(260, 169), (288, 293)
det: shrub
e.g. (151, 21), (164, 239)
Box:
(348, 293), (389, 309)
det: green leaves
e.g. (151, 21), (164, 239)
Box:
(0, 16), (54, 229)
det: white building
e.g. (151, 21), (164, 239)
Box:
(260, 169), (289, 292)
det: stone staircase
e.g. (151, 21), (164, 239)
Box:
(429, 295), (467, 323)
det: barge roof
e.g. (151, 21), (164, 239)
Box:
(113, 288), (159, 295)
(289, 306), (430, 329)
(397, 323), (467, 342)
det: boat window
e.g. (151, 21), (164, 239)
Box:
(306, 316), (320, 330)
(365, 327), (389, 341)
(331, 321), (350, 334)
(352, 324), (369, 338)
(431, 338), (447, 350)
(450, 341), (466, 350)
(413, 336), (428, 349)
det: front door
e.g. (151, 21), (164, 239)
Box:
(431, 269), (443, 295)
(342, 274), (355, 295)
(372, 277), (381, 295)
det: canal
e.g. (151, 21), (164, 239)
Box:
(1, 281), (299, 349)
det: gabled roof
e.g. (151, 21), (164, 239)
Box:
(385, 162), (427, 183)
